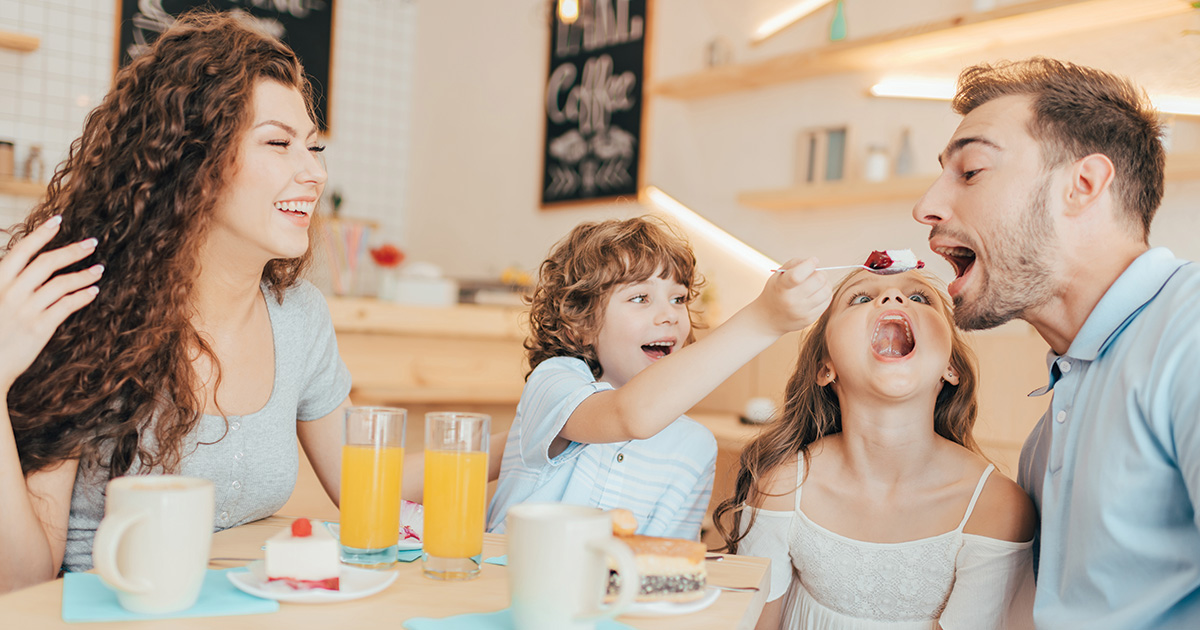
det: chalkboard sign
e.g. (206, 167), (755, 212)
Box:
(116, 0), (334, 132)
(541, 0), (647, 207)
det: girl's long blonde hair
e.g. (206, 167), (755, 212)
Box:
(712, 270), (981, 553)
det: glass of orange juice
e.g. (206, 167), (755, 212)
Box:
(423, 411), (490, 580)
(340, 406), (406, 569)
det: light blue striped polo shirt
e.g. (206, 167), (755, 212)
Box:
(1019, 247), (1200, 629)
(486, 357), (717, 539)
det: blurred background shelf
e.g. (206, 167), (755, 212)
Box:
(0, 178), (46, 198)
(328, 297), (526, 406)
(740, 152), (1200, 211)
(740, 176), (935, 211)
(0, 29), (39, 52)
(651, 0), (1192, 100)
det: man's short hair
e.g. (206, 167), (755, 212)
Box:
(953, 57), (1164, 241)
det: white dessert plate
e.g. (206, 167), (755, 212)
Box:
(227, 560), (397, 604)
(324, 522), (422, 551)
(622, 587), (720, 618)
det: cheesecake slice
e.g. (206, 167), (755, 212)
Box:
(264, 518), (340, 590)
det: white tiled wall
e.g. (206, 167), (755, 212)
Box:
(0, 0), (415, 245)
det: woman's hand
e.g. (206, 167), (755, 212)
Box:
(0, 216), (102, 391)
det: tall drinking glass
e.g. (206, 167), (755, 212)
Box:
(423, 411), (490, 580)
(340, 406), (406, 568)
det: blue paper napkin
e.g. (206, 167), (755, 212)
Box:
(62, 568), (279, 623)
(483, 555), (507, 566)
(397, 549), (423, 563)
(404, 608), (634, 630)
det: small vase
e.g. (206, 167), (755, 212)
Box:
(829, 0), (847, 42)
(894, 128), (915, 177)
(377, 269), (402, 301)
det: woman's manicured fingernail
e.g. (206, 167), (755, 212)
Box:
(89, 264), (105, 275)
(86, 286), (100, 295)
(46, 215), (63, 227)
(79, 238), (98, 250)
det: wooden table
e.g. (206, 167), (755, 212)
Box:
(0, 515), (769, 629)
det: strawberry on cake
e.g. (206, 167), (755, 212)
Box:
(265, 518), (340, 590)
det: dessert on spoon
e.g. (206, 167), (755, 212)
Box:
(774, 249), (925, 275)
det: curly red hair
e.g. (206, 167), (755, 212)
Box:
(3, 11), (315, 477)
(525, 216), (705, 379)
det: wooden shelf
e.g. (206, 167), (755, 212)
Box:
(739, 175), (935, 210)
(652, 0), (1193, 100)
(328, 296), (524, 340)
(1167, 151), (1200, 181)
(741, 152), (1200, 211)
(0, 30), (39, 53)
(0, 178), (46, 198)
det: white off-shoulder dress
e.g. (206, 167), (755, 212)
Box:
(738, 460), (1034, 630)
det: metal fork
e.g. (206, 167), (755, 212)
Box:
(711, 584), (760, 593)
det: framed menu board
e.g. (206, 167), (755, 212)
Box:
(116, 0), (335, 132)
(541, 0), (648, 207)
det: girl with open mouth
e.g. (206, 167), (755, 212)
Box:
(714, 268), (1036, 630)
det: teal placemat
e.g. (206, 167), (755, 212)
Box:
(397, 549), (423, 563)
(62, 568), (278, 623)
(404, 608), (634, 630)
(322, 521), (423, 563)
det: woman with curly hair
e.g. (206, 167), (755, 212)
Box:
(0, 11), (363, 591)
(485, 216), (832, 538)
(712, 269), (1035, 630)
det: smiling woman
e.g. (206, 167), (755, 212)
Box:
(0, 11), (375, 594)
(209, 80), (327, 263)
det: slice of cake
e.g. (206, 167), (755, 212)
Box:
(265, 518), (340, 590)
(605, 509), (707, 603)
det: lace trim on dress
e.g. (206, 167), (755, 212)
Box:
(788, 459), (995, 622)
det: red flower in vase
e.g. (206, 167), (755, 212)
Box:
(369, 244), (405, 268)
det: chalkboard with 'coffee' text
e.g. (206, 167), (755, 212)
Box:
(541, 0), (647, 207)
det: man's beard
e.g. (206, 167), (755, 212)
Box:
(954, 179), (1058, 331)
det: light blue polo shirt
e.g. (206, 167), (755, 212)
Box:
(486, 356), (717, 539)
(1019, 247), (1200, 629)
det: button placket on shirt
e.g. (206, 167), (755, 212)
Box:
(222, 415), (245, 525)
(1048, 359), (1078, 474)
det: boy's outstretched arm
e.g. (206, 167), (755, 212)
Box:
(561, 258), (831, 444)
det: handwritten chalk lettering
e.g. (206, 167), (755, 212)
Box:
(231, 0), (328, 19)
(546, 164), (580, 197)
(546, 56), (636, 137)
(542, 0), (644, 204)
(555, 0), (644, 58)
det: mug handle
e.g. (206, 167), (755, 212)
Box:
(93, 509), (152, 594)
(578, 538), (639, 622)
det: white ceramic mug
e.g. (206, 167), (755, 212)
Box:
(507, 503), (639, 630)
(93, 475), (215, 614)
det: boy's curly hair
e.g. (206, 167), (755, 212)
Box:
(525, 216), (705, 379)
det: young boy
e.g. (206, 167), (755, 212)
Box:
(486, 217), (831, 539)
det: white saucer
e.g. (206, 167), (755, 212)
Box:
(324, 522), (422, 551)
(227, 561), (397, 604)
(622, 587), (720, 618)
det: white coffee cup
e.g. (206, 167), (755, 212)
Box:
(93, 475), (215, 614)
(507, 503), (639, 630)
